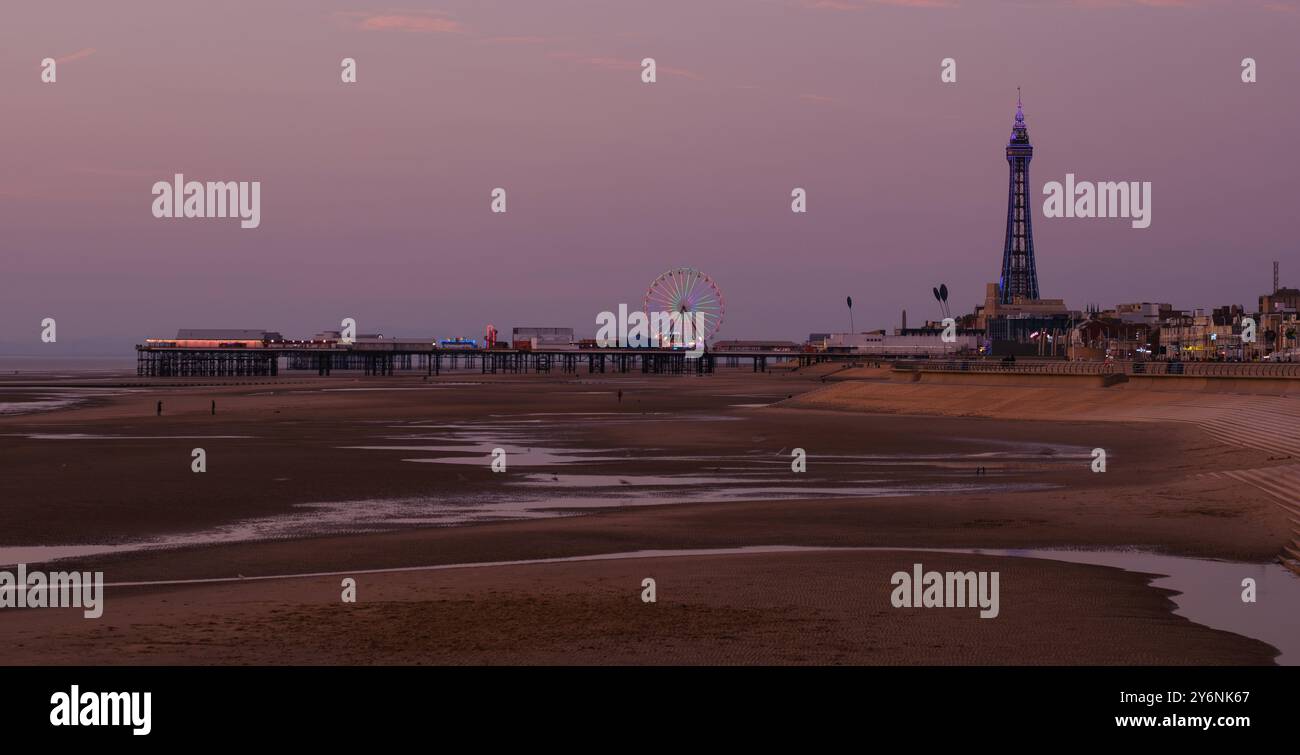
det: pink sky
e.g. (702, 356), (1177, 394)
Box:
(2, 0), (1298, 352)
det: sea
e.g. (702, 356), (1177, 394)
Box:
(0, 357), (138, 415)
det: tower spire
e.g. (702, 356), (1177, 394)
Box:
(1000, 90), (1039, 304)
(1011, 89), (1027, 139)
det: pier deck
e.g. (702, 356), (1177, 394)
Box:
(134, 344), (847, 378)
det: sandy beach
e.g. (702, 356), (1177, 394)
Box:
(0, 366), (1295, 665)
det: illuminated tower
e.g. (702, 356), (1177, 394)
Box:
(999, 90), (1040, 304)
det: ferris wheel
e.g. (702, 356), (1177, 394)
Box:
(643, 267), (725, 348)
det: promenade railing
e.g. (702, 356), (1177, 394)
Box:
(892, 359), (1300, 379)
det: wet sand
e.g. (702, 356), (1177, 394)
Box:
(0, 367), (1293, 664)
(0, 550), (1276, 665)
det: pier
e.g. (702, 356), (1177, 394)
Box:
(134, 343), (853, 378)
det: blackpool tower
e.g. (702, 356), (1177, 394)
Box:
(999, 90), (1040, 304)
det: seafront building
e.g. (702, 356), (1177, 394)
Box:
(511, 327), (576, 350)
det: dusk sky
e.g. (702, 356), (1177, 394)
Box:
(3, 0), (1298, 353)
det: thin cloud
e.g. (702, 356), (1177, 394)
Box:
(1042, 0), (1299, 8)
(361, 14), (464, 33)
(799, 93), (842, 104)
(480, 35), (549, 45)
(336, 10), (466, 34)
(799, 0), (959, 9)
(802, 0), (862, 8)
(55, 48), (96, 64)
(1067, 0), (1193, 6)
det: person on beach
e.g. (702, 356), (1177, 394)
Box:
(617, 389), (623, 403)
(211, 400), (216, 416)
(156, 400), (162, 417)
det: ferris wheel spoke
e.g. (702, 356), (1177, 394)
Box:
(666, 270), (681, 299)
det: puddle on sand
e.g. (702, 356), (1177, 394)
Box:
(0, 544), (127, 564)
(0, 496), (514, 567)
(344, 420), (1089, 475)
(317, 387), (450, 392)
(0, 419), (1081, 566)
(488, 412), (636, 418)
(344, 441), (627, 466)
(334, 419), (1072, 513)
(20, 434), (255, 440)
(515, 473), (769, 487)
(974, 548), (1300, 665)
(0, 480), (1052, 570)
(0, 388), (134, 415)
